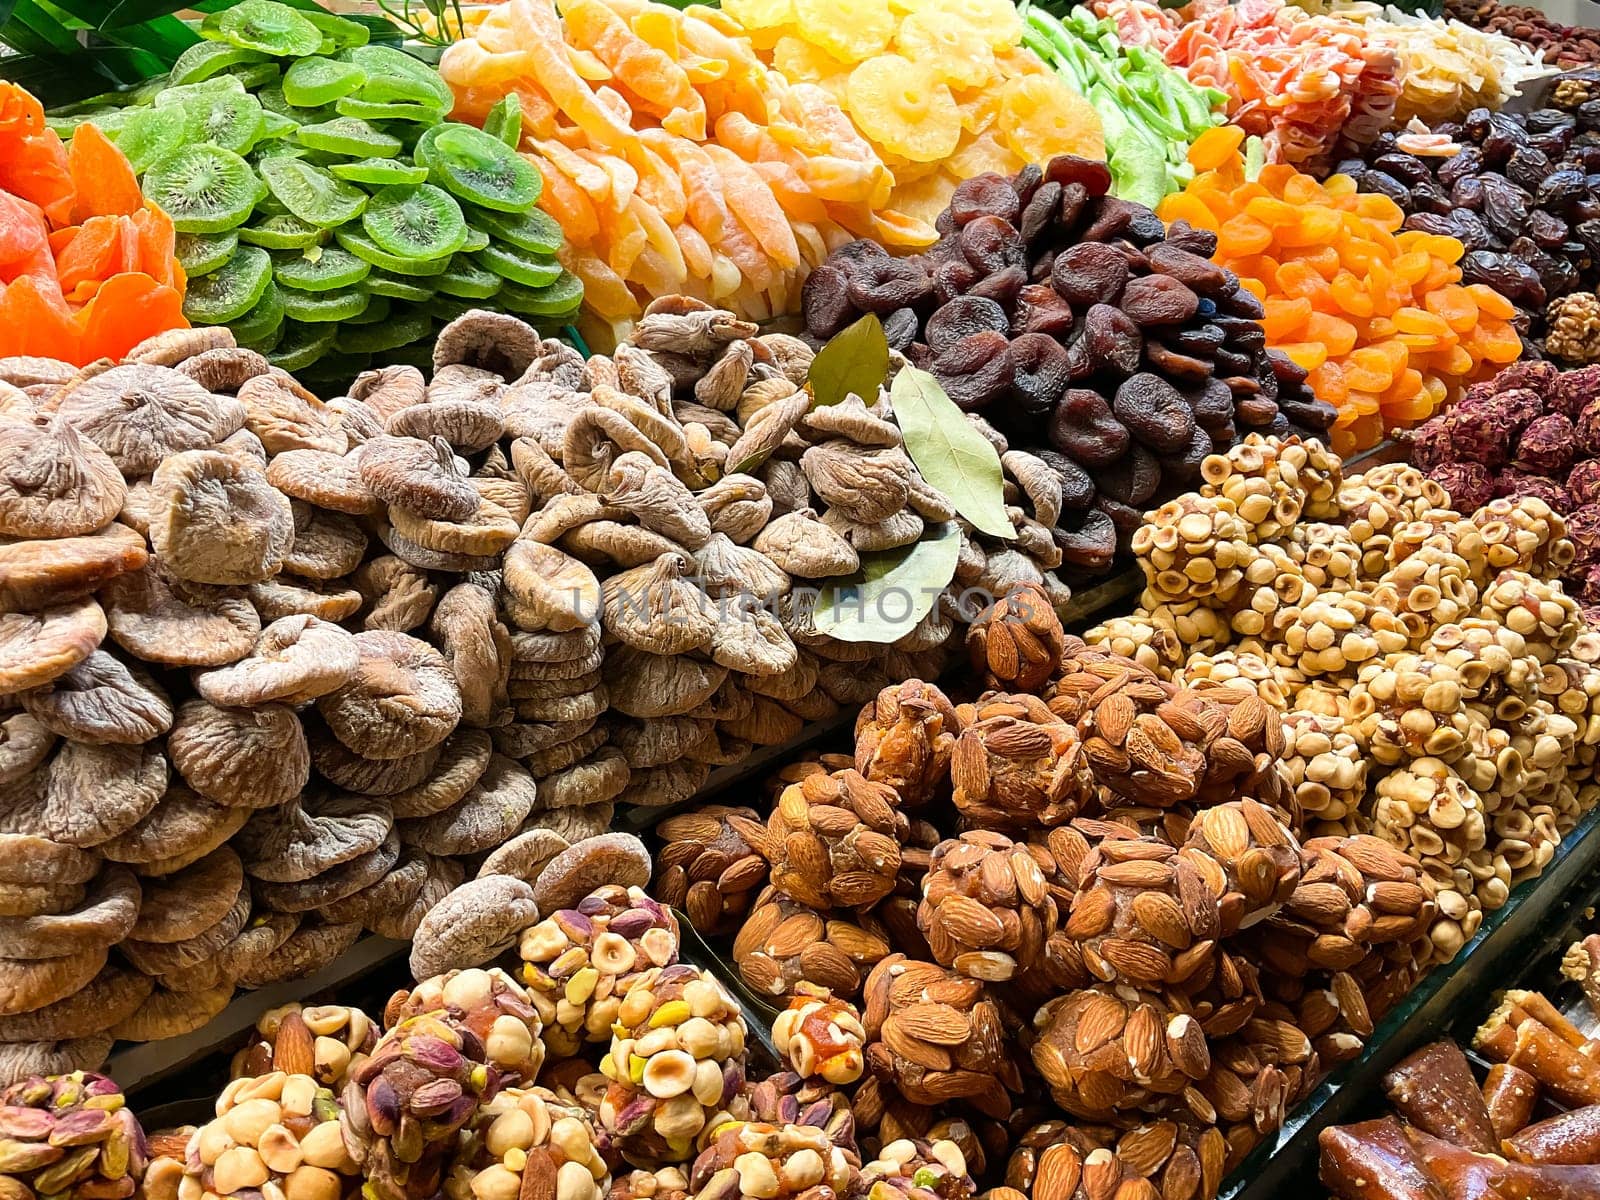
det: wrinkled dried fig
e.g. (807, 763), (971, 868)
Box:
(0, 417), (124, 538)
(196, 615), (360, 707)
(55, 364), (244, 474)
(503, 540), (602, 633)
(0, 598), (106, 695)
(149, 449), (294, 585)
(103, 564), (258, 667)
(754, 510), (859, 578)
(20, 650), (171, 744)
(604, 552), (716, 655)
(168, 697), (309, 808)
(358, 434), (479, 521)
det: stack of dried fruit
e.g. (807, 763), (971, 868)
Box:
(715, 0), (1106, 229)
(0, 82), (187, 364)
(57, 0), (579, 379)
(1087, 435), (1600, 966)
(438, 0), (933, 345)
(1161, 126), (1523, 454)
(1447, 0), (1600, 69)
(1334, 101), (1600, 357)
(803, 152), (1340, 579)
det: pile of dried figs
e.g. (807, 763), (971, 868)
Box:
(801, 155), (1338, 576)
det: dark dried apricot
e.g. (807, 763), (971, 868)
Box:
(1012, 163), (1043, 207)
(1009, 333), (1072, 416)
(1094, 496), (1142, 553)
(883, 307), (920, 352)
(1048, 389), (1130, 467)
(1043, 155), (1112, 197)
(1120, 275), (1199, 325)
(1113, 372), (1196, 454)
(1020, 182), (1062, 247)
(932, 331), (1014, 411)
(1037, 450), (1095, 510)
(968, 265), (1026, 308)
(1186, 378), (1237, 432)
(1052, 508), (1117, 571)
(1051, 244), (1128, 308)
(1013, 284), (1073, 339)
(1162, 219), (1218, 259)
(1144, 341), (1212, 385)
(925, 296), (1009, 354)
(846, 257), (933, 313)
(802, 265), (855, 339)
(1096, 444), (1161, 506)
(949, 173), (1020, 227)
(1147, 244), (1229, 296)
(1073, 305), (1142, 377)
(1164, 425), (1215, 486)
(1057, 182), (1089, 234)
(933, 259), (983, 305)
(959, 215), (1025, 274)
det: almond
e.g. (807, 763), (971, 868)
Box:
(1066, 887), (1116, 939)
(881, 1013), (953, 1071)
(1131, 892), (1192, 950)
(766, 910), (825, 958)
(1073, 992), (1128, 1055)
(1116, 1121), (1177, 1178)
(1198, 806), (1251, 861)
(519, 1146), (558, 1200)
(1098, 860), (1176, 888)
(270, 1011), (316, 1077)
(895, 1001), (970, 1045)
(1032, 1145), (1083, 1200)
(1094, 694), (1136, 745)
(1165, 1012), (1210, 1079)
(1124, 1002), (1166, 1080)
(936, 893), (1007, 948)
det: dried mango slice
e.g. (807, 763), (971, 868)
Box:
(846, 55), (959, 164)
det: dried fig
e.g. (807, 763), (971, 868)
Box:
(503, 539), (602, 633)
(694, 534), (790, 601)
(55, 364), (244, 474)
(316, 629), (462, 760)
(149, 449), (294, 585)
(20, 650), (172, 744)
(103, 565), (259, 667)
(0, 523), (148, 610)
(603, 552), (717, 654)
(196, 615), (360, 707)
(167, 697), (308, 808)
(604, 452), (712, 549)
(238, 371), (344, 455)
(248, 576), (363, 623)
(0, 417), (124, 538)
(97, 784), (249, 874)
(42, 740), (168, 847)
(754, 510), (859, 578)
(353, 555), (438, 633)
(237, 789), (393, 884)
(398, 754), (537, 855)
(358, 434), (479, 521)
(408, 873), (539, 979)
(430, 583), (513, 729)
(266, 448), (381, 515)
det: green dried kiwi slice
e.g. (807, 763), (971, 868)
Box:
(499, 271), (583, 318)
(219, 0), (323, 58)
(253, 140), (310, 164)
(283, 57), (367, 108)
(235, 63), (283, 91)
(344, 293), (391, 324)
(428, 295), (477, 324)
(258, 85), (296, 119)
(460, 226), (490, 253)
(364, 272), (435, 302)
(143, 145), (262, 234)
(477, 242), (562, 288)
(346, 45), (454, 109)
(155, 78), (248, 116)
(113, 107), (187, 174)
(417, 123), (539, 213)
(186, 91), (266, 156)
(336, 306), (431, 354)
(240, 214), (324, 250)
(482, 94), (522, 149)
(267, 322), (338, 372)
(280, 284), (369, 323)
(274, 246), (371, 291)
(183, 244), (273, 325)
(258, 110), (300, 141)
(175, 231), (239, 278)
(334, 97), (446, 124)
(169, 40), (270, 86)
(329, 158), (428, 186)
(362, 183), (467, 261)
(468, 205), (562, 255)
(303, 9), (370, 50)
(231, 280), (286, 345)
(435, 257), (503, 300)
(240, 322), (285, 355)
(260, 157), (368, 228)
(334, 227), (452, 277)
(296, 116), (399, 159)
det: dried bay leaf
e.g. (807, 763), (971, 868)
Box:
(812, 520), (959, 644)
(807, 313), (888, 410)
(890, 366), (1014, 539)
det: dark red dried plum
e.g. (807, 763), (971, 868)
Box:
(1170, 323), (1225, 355)
(1020, 182), (1062, 247)
(1073, 304), (1142, 377)
(1052, 508), (1117, 572)
(1051, 244), (1128, 308)
(1186, 378), (1236, 431)
(1043, 155), (1112, 197)
(1113, 373), (1196, 454)
(1049, 389), (1130, 467)
(1147, 244), (1229, 296)
(846, 257), (933, 313)
(1013, 284), (1073, 339)
(1012, 163), (1043, 207)
(1234, 392), (1281, 428)
(949, 173), (1021, 227)
(1216, 289), (1265, 320)
(1096, 444), (1160, 506)
(1162, 220), (1218, 259)
(1143, 342), (1211, 385)
(803, 264), (855, 338)
(1093, 496), (1142, 553)
(925, 295), (1009, 354)
(932, 331), (1014, 411)
(883, 307), (920, 352)
(1009, 333), (1071, 416)
(960, 215), (1025, 273)
(1057, 183), (1089, 234)
(969, 265), (1027, 308)
(1120, 275), (1199, 325)
(1036, 450), (1095, 510)
(1163, 425), (1214, 487)
(934, 259), (983, 304)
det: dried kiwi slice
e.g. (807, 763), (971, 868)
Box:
(435, 257), (503, 300)
(334, 97), (446, 124)
(260, 157), (368, 228)
(156, 76), (246, 109)
(274, 246), (371, 291)
(114, 107), (187, 174)
(234, 63), (282, 91)
(283, 57), (367, 108)
(334, 227), (452, 277)
(219, 0), (323, 58)
(240, 323), (285, 355)
(336, 306), (431, 354)
(144, 145), (261, 233)
(364, 272), (435, 302)
(280, 284), (369, 323)
(344, 293), (391, 324)
(417, 123), (539, 213)
(240, 215), (324, 250)
(362, 183), (467, 260)
(477, 243), (562, 288)
(231, 280), (286, 345)
(428, 295), (477, 324)
(258, 110), (300, 141)
(187, 91), (266, 156)
(302, 9), (370, 51)
(469, 206), (562, 255)
(460, 227), (490, 253)
(499, 271), (583, 318)
(346, 45), (453, 109)
(183, 244), (273, 324)
(175, 230), (238, 278)
(482, 94), (522, 150)
(267, 322), (338, 372)
(169, 40), (270, 86)
(296, 117), (399, 159)
(329, 158), (427, 186)
(253, 141), (310, 164)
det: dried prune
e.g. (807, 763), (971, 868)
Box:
(1213, 347), (1253, 376)
(926, 296), (1009, 354)
(1051, 243), (1129, 308)
(802, 264), (855, 339)
(959, 215), (1025, 273)
(1052, 508), (1117, 572)
(949, 173), (1020, 227)
(1212, 315), (1266, 353)
(932, 331), (1014, 411)
(1048, 389), (1130, 467)
(1164, 425), (1214, 486)
(1113, 373), (1196, 454)
(1539, 170), (1589, 208)
(846, 257), (933, 314)
(1009, 333), (1072, 415)
(1036, 450), (1095, 510)
(1020, 181), (1062, 247)
(1186, 377), (1236, 433)
(1096, 444), (1161, 506)
(933, 258), (984, 305)
(1073, 304), (1143, 378)
(1007, 286), (1069, 341)
(1044, 155), (1112, 197)
(1217, 287), (1265, 320)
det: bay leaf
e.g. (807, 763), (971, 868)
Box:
(890, 366), (1015, 539)
(807, 313), (887, 409)
(811, 521), (960, 644)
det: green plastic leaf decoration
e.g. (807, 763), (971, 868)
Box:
(891, 366), (1015, 539)
(807, 313), (888, 409)
(812, 521), (961, 644)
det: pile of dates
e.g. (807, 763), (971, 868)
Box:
(1336, 104), (1600, 347)
(800, 155), (1337, 575)
(1446, 0), (1600, 69)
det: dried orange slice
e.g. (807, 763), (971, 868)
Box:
(846, 54), (959, 164)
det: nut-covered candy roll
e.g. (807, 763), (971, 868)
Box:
(948, 694), (1091, 830)
(0, 1072), (148, 1200)
(184, 1072), (356, 1200)
(858, 1139), (973, 1200)
(852, 681), (960, 812)
(917, 831), (1064, 984)
(442, 1086), (610, 1200)
(766, 769), (906, 910)
(1482, 1064), (1540, 1142)
(232, 1004), (377, 1092)
(965, 583), (1068, 695)
(770, 987), (865, 1088)
(385, 967), (545, 1088)
(686, 1121), (859, 1200)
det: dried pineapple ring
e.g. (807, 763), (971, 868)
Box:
(772, 34), (849, 85)
(1000, 74), (1105, 166)
(795, 0), (894, 63)
(893, 11), (992, 88)
(846, 55), (959, 164)
(722, 0), (794, 31)
(922, 0), (1020, 49)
